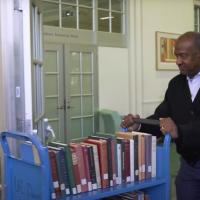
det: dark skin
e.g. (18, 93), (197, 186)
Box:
(121, 32), (200, 139)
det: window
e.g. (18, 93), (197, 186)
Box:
(42, 0), (126, 33)
(98, 0), (124, 33)
(194, 4), (200, 32)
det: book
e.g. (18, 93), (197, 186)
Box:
(81, 142), (101, 189)
(48, 150), (61, 198)
(84, 144), (98, 190)
(48, 142), (77, 195)
(116, 138), (122, 184)
(69, 143), (88, 193)
(48, 146), (70, 196)
(80, 144), (92, 191)
(69, 144), (82, 193)
(84, 138), (109, 188)
(116, 132), (139, 182)
(89, 134), (117, 186)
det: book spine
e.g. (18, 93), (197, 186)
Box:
(129, 139), (135, 182)
(59, 150), (71, 195)
(55, 150), (67, 197)
(145, 135), (152, 179)
(124, 139), (131, 183)
(48, 150), (61, 198)
(106, 138), (113, 187)
(116, 139), (122, 185)
(111, 138), (117, 186)
(134, 136), (139, 182)
(141, 135), (146, 181)
(81, 145), (92, 191)
(76, 145), (88, 192)
(86, 145), (98, 190)
(151, 136), (157, 178)
(64, 145), (77, 195)
(70, 146), (82, 193)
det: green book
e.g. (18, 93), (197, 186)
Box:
(49, 141), (77, 195)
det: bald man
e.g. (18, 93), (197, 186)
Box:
(122, 31), (200, 200)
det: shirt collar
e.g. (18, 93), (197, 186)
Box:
(187, 72), (200, 81)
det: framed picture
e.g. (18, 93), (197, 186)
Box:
(156, 31), (180, 70)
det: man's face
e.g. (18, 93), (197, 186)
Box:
(174, 38), (200, 78)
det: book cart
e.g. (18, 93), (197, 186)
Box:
(0, 131), (171, 200)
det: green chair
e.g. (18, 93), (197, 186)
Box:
(97, 109), (122, 135)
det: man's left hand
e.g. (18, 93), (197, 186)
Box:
(159, 117), (178, 139)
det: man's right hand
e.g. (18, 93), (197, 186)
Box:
(121, 114), (141, 131)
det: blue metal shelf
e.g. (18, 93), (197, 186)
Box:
(58, 178), (167, 200)
(0, 131), (171, 200)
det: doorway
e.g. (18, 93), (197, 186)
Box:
(44, 43), (98, 142)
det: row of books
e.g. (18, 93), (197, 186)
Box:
(102, 190), (150, 200)
(48, 131), (157, 199)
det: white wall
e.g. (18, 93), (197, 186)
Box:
(98, 47), (129, 115)
(98, 0), (194, 117)
(141, 0), (194, 117)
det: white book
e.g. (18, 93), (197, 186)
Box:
(129, 139), (135, 182)
(116, 143), (122, 184)
(151, 135), (157, 178)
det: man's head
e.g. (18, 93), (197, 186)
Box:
(174, 31), (200, 78)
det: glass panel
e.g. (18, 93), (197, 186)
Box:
(70, 119), (81, 139)
(98, 10), (109, 32)
(70, 75), (80, 94)
(45, 98), (58, 118)
(70, 52), (80, 72)
(111, 0), (123, 11)
(43, 2), (59, 27)
(44, 51), (58, 72)
(83, 117), (93, 136)
(79, 7), (92, 30)
(98, 0), (109, 9)
(62, 5), (77, 28)
(62, 0), (77, 4)
(70, 96), (81, 116)
(112, 12), (122, 33)
(82, 96), (93, 115)
(79, 0), (92, 7)
(82, 75), (92, 94)
(82, 53), (92, 72)
(44, 75), (58, 96)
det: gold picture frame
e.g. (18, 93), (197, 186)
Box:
(156, 31), (180, 70)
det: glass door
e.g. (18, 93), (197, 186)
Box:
(43, 43), (65, 141)
(65, 45), (98, 142)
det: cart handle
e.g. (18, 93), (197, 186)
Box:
(0, 131), (48, 165)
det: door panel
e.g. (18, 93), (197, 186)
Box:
(44, 44), (65, 141)
(65, 45), (98, 141)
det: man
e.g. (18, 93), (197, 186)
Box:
(121, 31), (200, 200)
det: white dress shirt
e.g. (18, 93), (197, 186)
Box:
(187, 72), (200, 102)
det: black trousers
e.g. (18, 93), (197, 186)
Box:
(176, 159), (200, 200)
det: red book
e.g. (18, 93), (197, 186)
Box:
(70, 143), (88, 193)
(81, 144), (92, 191)
(48, 150), (61, 198)
(69, 144), (82, 193)
(84, 138), (109, 188)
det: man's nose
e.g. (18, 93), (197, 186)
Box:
(176, 57), (182, 65)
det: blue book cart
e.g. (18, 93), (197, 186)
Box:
(0, 131), (171, 200)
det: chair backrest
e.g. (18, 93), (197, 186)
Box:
(97, 109), (122, 135)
